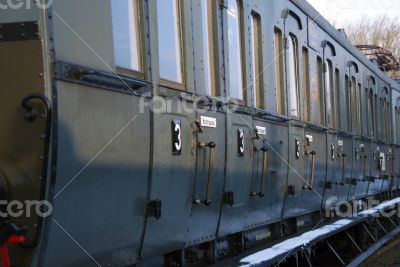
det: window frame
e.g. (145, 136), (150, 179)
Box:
(226, 0), (246, 104)
(365, 88), (371, 137)
(345, 75), (351, 132)
(112, 0), (146, 79)
(325, 59), (334, 128)
(287, 33), (300, 118)
(201, 0), (219, 96)
(157, 0), (186, 90)
(351, 76), (358, 134)
(357, 82), (362, 135)
(314, 56), (324, 125)
(274, 28), (285, 115)
(335, 68), (341, 130)
(302, 47), (310, 122)
(250, 11), (264, 109)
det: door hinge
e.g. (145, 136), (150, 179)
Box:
(286, 185), (296, 196)
(223, 191), (234, 207)
(146, 200), (162, 220)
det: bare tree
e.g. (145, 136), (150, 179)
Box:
(343, 15), (400, 79)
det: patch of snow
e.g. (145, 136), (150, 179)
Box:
(240, 198), (400, 266)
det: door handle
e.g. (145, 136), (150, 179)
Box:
(362, 155), (367, 181)
(251, 147), (268, 197)
(195, 142), (216, 206)
(304, 151), (316, 190)
(340, 153), (347, 185)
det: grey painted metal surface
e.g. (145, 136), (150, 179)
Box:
(186, 109), (226, 246)
(140, 100), (197, 258)
(218, 113), (253, 237)
(0, 0), (400, 266)
(42, 81), (150, 266)
(245, 119), (288, 229)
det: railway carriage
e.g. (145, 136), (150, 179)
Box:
(0, 0), (400, 266)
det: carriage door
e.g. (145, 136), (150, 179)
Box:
(321, 40), (346, 209)
(218, 5), (258, 237)
(185, 0), (227, 246)
(218, 111), (253, 237)
(282, 9), (310, 219)
(347, 62), (369, 199)
(186, 108), (226, 245)
(368, 87), (383, 196)
(302, 47), (327, 212)
(380, 87), (392, 193)
(394, 100), (400, 193)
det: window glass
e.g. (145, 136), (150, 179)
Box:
(380, 98), (385, 140)
(288, 34), (299, 117)
(335, 69), (341, 129)
(201, 0), (217, 96)
(369, 90), (375, 137)
(274, 29), (285, 115)
(303, 47), (310, 122)
(393, 107), (399, 143)
(326, 60), (334, 128)
(397, 107), (400, 143)
(227, 0), (244, 100)
(345, 75), (351, 132)
(366, 88), (371, 136)
(358, 83), (362, 134)
(398, 107), (400, 143)
(157, 0), (184, 84)
(112, 0), (142, 72)
(374, 94), (378, 137)
(351, 77), (358, 133)
(251, 12), (263, 108)
(316, 56), (324, 125)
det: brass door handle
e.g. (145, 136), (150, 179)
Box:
(251, 147), (268, 197)
(340, 153), (347, 185)
(195, 142), (216, 206)
(304, 151), (316, 189)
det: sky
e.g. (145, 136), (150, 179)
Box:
(307, 0), (400, 28)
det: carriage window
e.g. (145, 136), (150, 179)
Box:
(112, 0), (143, 73)
(387, 101), (390, 141)
(380, 98), (385, 140)
(251, 12), (264, 108)
(374, 94), (378, 137)
(326, 60), (334, 128)
(396, 107), (398, 143)
(335, 69), (341, 129)
(366, 88), (371, 136)
(227, 0), (244, 100)
(397, 107), (400, 143)
(358, 83), (362, 134)
(157, 0), (184, 85)
(274, 29), (285, 115)
(288, 34), (300, 117)
(369, 90), (375, 137)
(316, 56), (324, 125)
(381, 96), (390, 141)
(351, 77), (358, 133)
(303, 47), (310, 122)
(345, 75), (351, 132)
(201, 0), (217, 96)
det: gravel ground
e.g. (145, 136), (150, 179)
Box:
(365, 237), (400, 267)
